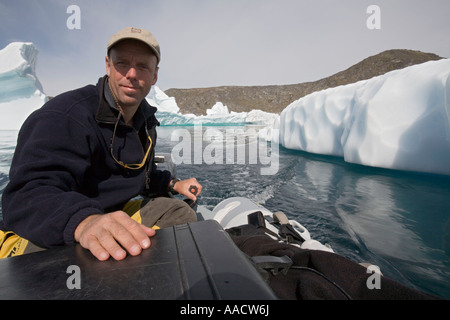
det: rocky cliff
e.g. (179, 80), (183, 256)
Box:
(165, 49), (442, 115)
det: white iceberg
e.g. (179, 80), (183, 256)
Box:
(147, 87), (277, 127)
(0, 42), (47, 130)
(147, 85), (180, 114)
(275, 59), (450, 176)
(206, 102), (229, 115)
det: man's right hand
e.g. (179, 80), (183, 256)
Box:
(74, 211), (156, 261)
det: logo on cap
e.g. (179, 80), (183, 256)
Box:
(130, 27), (142, 34)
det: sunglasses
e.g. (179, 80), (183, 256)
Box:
(110, 113), (152, 170)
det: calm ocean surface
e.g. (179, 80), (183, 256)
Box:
(1, 127), (449, 299)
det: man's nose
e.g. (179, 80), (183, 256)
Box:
(125, 66), (137, 79)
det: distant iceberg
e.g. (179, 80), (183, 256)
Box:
(0, 42), (47, 130)
(147, 86), (279, 128)
(275, 59), (450, 176)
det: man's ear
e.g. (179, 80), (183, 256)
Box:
(105, 56), (111, 77)
(152, 66), (159, 85)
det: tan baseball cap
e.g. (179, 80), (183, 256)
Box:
(107, 27), (161, 62)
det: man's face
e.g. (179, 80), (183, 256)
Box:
(106, 39), (158, 109)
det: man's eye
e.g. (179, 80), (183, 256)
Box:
(137, 65), (149, 71)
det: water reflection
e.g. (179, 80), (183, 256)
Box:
(277, 150), (450, 298)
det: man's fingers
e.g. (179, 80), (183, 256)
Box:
(113, 211), (154, 252)
(104, 212), (150, 257)
(175, 178), (202, 201)
(75, 211), (156, 261)
(81, 234), (111, 261)
(98, 226), (130, 260)
(140, 224), (156, 244)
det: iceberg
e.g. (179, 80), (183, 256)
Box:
(147, 85), (180, 114)
(275, 59), (450, 176)
(147, 86), (278, 127)
(0, 42), (47, 130)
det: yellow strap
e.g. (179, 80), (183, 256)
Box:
(123, 199), (144, 224)
(0, 230), (29, 259)
(122, 199), (160, 230)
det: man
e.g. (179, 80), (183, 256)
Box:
(0, 27), (202, 261)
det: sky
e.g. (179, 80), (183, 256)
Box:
(1, 0), (450, 97)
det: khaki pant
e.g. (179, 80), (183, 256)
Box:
(0, 197), (197, 259)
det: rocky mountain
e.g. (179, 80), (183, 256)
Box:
(165, 49), (443, 115)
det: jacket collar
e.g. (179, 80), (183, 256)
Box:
(95, 75), (158, 129)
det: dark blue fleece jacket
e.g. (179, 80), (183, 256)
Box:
(1, 76), (172, 247)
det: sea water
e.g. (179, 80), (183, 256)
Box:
(1, 127), (449, 299)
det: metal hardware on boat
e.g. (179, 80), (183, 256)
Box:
(250, 255), (293, 276)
